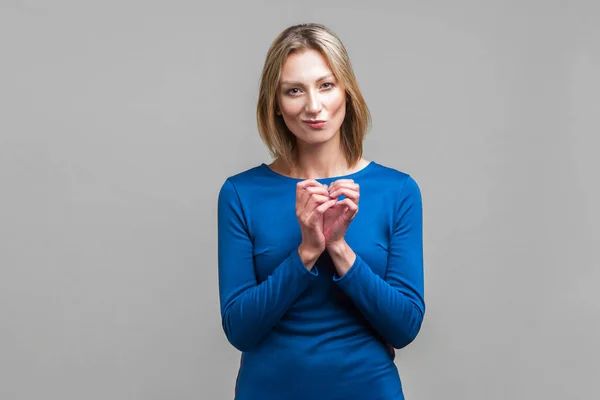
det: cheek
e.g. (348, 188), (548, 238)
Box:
(280, 103), (301, 119)
(327, 90), (347, 113)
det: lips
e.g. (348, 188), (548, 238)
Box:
(303, 120), (326, 128)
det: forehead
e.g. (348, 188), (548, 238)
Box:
(279, 49), (333, 82)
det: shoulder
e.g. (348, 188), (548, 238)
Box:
(222, 164), (265, 185)
(369, 161), (421, 198)
(369, 162), (422, 224)
(219, 164), (265, 192)
(218, 163), (277, 207)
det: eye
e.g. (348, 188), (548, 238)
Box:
(322, 82), (335, 89)
(286, 88), (302, 96)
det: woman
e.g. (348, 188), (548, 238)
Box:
(217, 23), (425, 400)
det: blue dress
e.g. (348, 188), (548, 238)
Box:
(217, 161), (425, 400)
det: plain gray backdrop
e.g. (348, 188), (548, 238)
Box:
(1, 1), (598, 399)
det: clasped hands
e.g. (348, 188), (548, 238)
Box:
(295, 178), (360, 261)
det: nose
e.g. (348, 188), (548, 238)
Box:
(305, 90), (323, 115)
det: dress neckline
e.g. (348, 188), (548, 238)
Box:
(260, 161), (376, 182)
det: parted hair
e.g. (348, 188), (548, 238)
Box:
(256, 23), (371, 169)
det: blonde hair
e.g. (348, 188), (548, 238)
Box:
(256, 23), (371, 169)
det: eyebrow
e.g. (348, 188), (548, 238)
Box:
(280, 74), (334, 86)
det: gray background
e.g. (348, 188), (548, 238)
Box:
(1, 1), (598, 399)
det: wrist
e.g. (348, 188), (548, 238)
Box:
(298, 243), (322, 269)
(326, 240), (355, 277)
(326, 240), (349, 256)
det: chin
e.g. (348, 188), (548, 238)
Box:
(299, 131), (338, 146)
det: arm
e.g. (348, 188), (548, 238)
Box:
(328, 176), (425, 349)
(217, 179), (319, 352)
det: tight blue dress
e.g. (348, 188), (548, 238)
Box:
(217, 161), (425, 400)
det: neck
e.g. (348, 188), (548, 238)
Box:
(289, 133), (350, 179)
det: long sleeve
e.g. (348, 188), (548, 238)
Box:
(217, 179), (319, 352)
(333, 175), (425, 349)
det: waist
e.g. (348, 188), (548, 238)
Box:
(234, 332), (402, 399)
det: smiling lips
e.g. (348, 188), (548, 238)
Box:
(303, 120), (326, 129)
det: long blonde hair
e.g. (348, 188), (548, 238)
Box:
(256, 23), (371, 169)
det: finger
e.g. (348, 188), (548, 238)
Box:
(305, 193), (331, 211)
(328, 182), (359, 193)
(302, 186), (329, 209)
(296, 179), (323, 205)
(307, 198), (337, 225)
(329, 179), (354, 185)
(305, 185), (330, 196)
(328, 179), (354, 189)
(329, 187), (360, 203)
(298, 187), (330, 217)
(298, 188), (314, 214)
(297, 179), (324, 190)
(335, 198), (359, 219)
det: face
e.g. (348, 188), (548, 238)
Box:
(277, 49), (347, 146)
